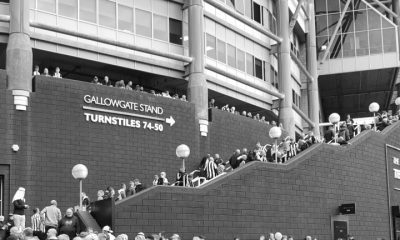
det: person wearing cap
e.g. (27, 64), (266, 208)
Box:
(41, 200), (62, 232)
(170, 234), (180, 240)
(135, 232), (145, 240)
(58, 208), (80, 240)
(12, 187), (29, 231)
(102, 226), (115, 240)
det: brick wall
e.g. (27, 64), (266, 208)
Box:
(114, 123), (400, 240)
(208, 108), (286, 161)
(0, 72), (279, 220)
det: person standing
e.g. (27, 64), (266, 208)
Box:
(58, 208), (80, 240)
(31, 208), (44, 232)
(12, 187), (29, 231)
(40, 200), (62, 233)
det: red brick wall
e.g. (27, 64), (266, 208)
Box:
(114, 124), (400, 240)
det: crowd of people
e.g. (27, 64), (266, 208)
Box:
(324, 112), (399, 145)
(209, 99), (280, 126)
(32, 66), (187, 102)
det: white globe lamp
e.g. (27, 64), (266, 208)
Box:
(369, 102), (380, 130)
(269, 126), (282, 163)
(72, 164), (88, 210)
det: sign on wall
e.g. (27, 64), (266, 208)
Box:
(82, 95), (175, 131)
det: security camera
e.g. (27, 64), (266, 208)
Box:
(11, 144), (19, 152)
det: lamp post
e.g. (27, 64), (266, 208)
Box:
(328, 113), (340, 144)
(269, 126), (282, 163)
(72, 164), (88, 211)
(369, 102), (380, 131)
(176, 144), (190, 171)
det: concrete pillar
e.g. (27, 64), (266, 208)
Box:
(6, 0), (32, 110)
(307, 0), (321, 137)
(278, 0), (295, 137)
(187, 0), (209, 136)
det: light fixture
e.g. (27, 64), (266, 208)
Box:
(369, 102), (380, 131)
(329, 113), (340, 144)
(269, 126), (282, 163)
(72, 164), (88, 210)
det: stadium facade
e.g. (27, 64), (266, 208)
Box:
(0, 0), (400, 239)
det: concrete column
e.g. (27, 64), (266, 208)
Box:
(6, 0), (32, 110)
(278, 0), (295, 137)
(307, 0), (321, 137)
(187, 0), (208, 136)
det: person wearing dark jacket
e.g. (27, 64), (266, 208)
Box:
(58, 208), (80, 240)
(134, 179), (145, 193)
(229, 149), (241, 169)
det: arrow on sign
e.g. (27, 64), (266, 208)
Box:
(166, 116), (175, 126)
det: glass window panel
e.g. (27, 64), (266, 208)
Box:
(136, 9), (152, 37)
(316, 15), (328, 36)
(315, 0), (327, 14)
(253, 2), (261, 23)
(169, 18), (182, 45)
(355, 31), (368, 56)
(341, 0), (354, 12)
(327, 0), (340, 14)
(236, 0), (244, 14)
(237, 49), (245, 72)
(244, 0), (252, 19)
(217, 39), (226, 63)
(354, 10), (367, 32)
(206, 34), (216, 59)
(353, 0), (366, 10)
(118, 4), (133, 32)
(317, 36), (329, 60)
(255, 58), (262, 79)
(59, 0), (77, 18)
(37, 0), (56, 13)
(342, 32), (355, 57)
(342, 12), (355, 33)
(368, 9), (381, 30)
(246, 53), (253, 75)
(382, 16), (393, 28)
(270, 65), (275, 86)
(153, 14), (168, 41)
(227, 44), (236, 68)
(369, 29), (382, 54)
(327, 13), (341, 36)
(383, 28), (396, 53)
(99, 0), (116, 28)
(80, 0), (96, 23)
(227, 0), (234, 8)
(329, 34), (342, 59)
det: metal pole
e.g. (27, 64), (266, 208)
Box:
(374, 112), (377, 131)
(275, 139), (278, 163)
(334, 124), (337, 144)
(79, 179), (82, 211)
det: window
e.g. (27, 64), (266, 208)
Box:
(235, 0), (244, 14)
(37, 0), (56, 13)
(246, 53), (253, 75)
(237, 49), (245, 72)
(253, 2), (261, 24)
(227, 0), (235, 8)
(169, 18), (183, 45)
(292, 90), (300, 107)
(80, 0), (96, 23)
(58, 0), (77, 18)
(255, 58), (262, 79)
(217, 40), (226, 63)
(270, 66), (278, 89)
(369, 29), (382, 54)
(244, 0), (252, 19)
(136, 9), (152, 37)
(227, 44), (236, 68)
(268, 10), (277, 34)
(154, 14), (168, 41)
(206, 34), (217, 59)
(99, 0), (116, 28)
(118, 4), (133, 32)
